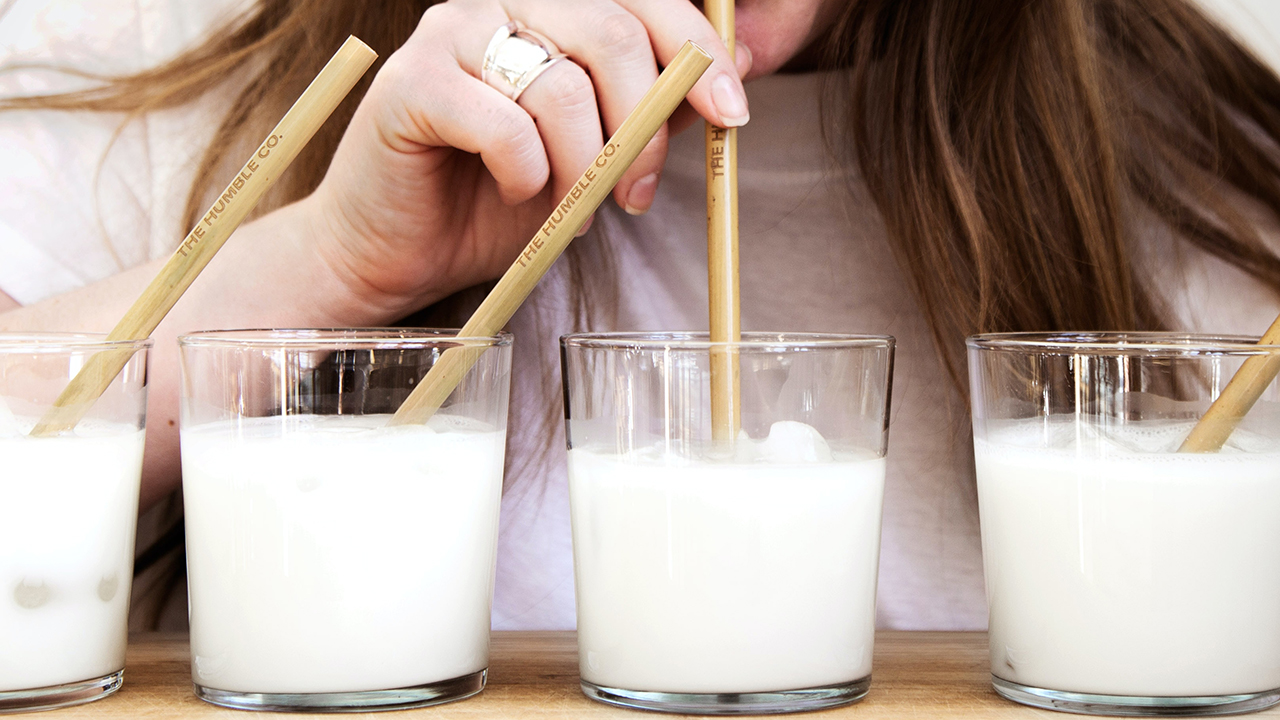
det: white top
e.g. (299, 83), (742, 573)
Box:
(3, 0), (1280, 632)
(0, 0), (254, 304)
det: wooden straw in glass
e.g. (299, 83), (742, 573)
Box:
(389, 41), (714, 426)
(1179, 314), (1280, 452)
(705, 0), (742, 443)
(29, 36), (377, 438)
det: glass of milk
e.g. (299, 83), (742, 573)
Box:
(970, 332), (1280, 716)
(178, 329), (511, 712)
(561, 332), (894, 714)
(0, 333), (150, 713)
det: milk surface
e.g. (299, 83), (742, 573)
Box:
(569, 421), (885, 694)
(977, 418), (1280, 697)
(181, 414), (505, 694)
(0, 423), (143, 691)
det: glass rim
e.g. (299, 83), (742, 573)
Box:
(967, 331), (1280, 354)
(561, 331), (895, 350)
(0, 332), (153, 351)
(178, 328), (513, 349)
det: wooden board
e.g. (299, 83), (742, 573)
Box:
(38, 631), (1280, 718)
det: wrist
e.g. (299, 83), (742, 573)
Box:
(295, 189), (469, 326)
(288, 194), (421, 326)
(188, 200), (403, 331)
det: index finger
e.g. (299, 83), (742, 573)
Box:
(618, 0), (750, 128)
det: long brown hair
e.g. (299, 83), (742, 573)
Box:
(826, 0), (1280, 383)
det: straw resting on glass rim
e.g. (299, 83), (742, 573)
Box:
(28, 36), (378, 438)
(1178, 315), (1280, 452)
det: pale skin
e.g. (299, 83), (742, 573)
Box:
(0, 0), (842, 512)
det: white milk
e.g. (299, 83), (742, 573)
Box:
(569, 421), (885, 694)
(181, 414), (505, 694)
(0, 424), (144, 691)
(977, 418), (1280, 697)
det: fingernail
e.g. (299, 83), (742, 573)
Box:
(624, 173), (660, 215)
(734, 42), (753, 77)
(576, 214), (595, 237)
(711, 73), (749, 127)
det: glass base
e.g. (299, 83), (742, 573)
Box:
(581, 676), (870, 715)
(993, 676), (1280, 716)
(194, 669), (486, 712)
(0, 670), (123, 714)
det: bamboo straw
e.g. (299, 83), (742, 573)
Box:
(705, 0), (742, 443)
(29, 36), (377, 438)
(1178, 314), (1280, 452)
(389, 41), (714, 426)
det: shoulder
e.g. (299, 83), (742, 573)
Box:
(0, 0), (249, 304)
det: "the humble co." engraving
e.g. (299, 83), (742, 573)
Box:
(518, 141), (620, 268)
(177, 133), (285, 257)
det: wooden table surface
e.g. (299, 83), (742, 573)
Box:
(37, 632), (1280, 718)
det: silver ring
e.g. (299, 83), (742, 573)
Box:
(481, 20), (567, 102)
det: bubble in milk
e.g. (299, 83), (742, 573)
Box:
(1088, 421), (1190, 454)
(986, 415), (1280, 459)
(296, 476), (322, 492)
(1223, 427), (1280, 454)
(98, 573), (119, 602)
(14, 579), (51, 609)
(993, 417), (1192, 454)
(619, 421), (839, 464)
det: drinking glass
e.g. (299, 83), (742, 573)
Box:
(562, 331), (894, 715)
(0, 333), (150, 713)
(178, 329), (511, 712)
(970, 332), (1280, 716)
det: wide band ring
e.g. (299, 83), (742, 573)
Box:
(481, 20), (567, 102)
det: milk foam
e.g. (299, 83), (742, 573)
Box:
(569, 421), (884, 694)
(0, 423), (143, 691)
(181, 414), (505, 694)
(977, 418), (1280, 696)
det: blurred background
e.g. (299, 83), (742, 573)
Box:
(1201, 0), (1280, 68)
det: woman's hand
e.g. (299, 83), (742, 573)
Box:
(300, 0), (751, 323)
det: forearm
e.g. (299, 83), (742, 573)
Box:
(0, 199), (402, 512)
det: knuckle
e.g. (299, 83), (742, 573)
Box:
(590, 10), (649, 55)
(486, 110), (544, 177)
(537, 65), (596, 112)
(418, 1), (495, 41)
(376, 47), (445, 101)
(487, 107), (534, 149)
(374, 53), (413, 91)
(416, 3), (456, 33)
